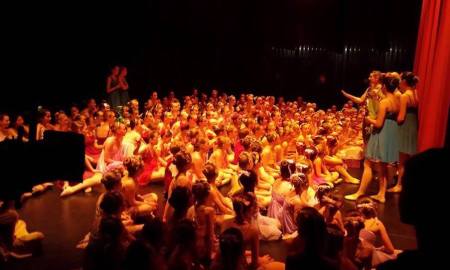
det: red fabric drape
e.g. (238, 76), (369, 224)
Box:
(414, 0), (450, 151)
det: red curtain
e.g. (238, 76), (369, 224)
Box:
(414, 0), (450, 151)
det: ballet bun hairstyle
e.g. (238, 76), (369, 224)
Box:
(290, 173), (308, 194)
(242, 135), (254, 151)
(344, 211), (365, 239)
(296, 163), (312, 174)
(232, 193), (256, 225)
(238, 170), (258, 193)
(322, 194), (344, 220)
(250, 140), (262, 154)
(202, 163), (218, 184)
(315, 183), (333, 203)
(173, 151), (192, 172)
(280, 159), (296, 179)
(266, 133), (277, 144)
(123, 156), (144, 177)
(296, 141), (306, 155)
(191, 180), (210, 205)
(238, 151), (253, 170)
(169, 141), (183, 156)
(356, 197), (378, 219)
(381, 76), (400, 93)
(401, 71), (419, 88)
(304, 147), (318, 161)
(326, 136), (338, 149)
(101, 168), (124, 191)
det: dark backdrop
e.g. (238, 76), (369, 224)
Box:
(3, 0), (421, 114)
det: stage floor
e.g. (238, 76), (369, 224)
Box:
(6, 169), (416, 270)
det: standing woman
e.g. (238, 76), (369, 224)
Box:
(118, 66), (130, 106)
(341, 71), (383, 143)
(388, 72), (419, 193)
(346, 76), (400, 203)
(106, 65), (121, 109)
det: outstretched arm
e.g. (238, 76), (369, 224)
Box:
(341, 89), (368, 104)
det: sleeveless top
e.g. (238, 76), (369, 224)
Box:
(110, 76), (119, 92)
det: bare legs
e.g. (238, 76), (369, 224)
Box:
(345, 159), (373, 201)
(370, 162), (387, 203)
(345, 159), (391, 203)
(60, 173), (103, 197)
(335, 165), (360, 184)
(388, 152), (409, 193)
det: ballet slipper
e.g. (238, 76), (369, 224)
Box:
(42, 182), (54, 189)
(345, 193), (362, 201)
(20, 192), (33, 203)
(84, 187), (92, 193)
(60, 186), (75, 197)
(344, 177), (360, 185)
(62, 182), (70, 191)
(32, 185), (45, 193)
(334, 178), (343, 184)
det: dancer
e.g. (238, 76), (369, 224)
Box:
(346, 76), (400, 203)
(118, 66), (130, 106)
(122, 156), (158, 219)
(106, 65), (121, 109)
(61, 122), (130, 196)
(186, 181), (216, 267)
(356, 198), (399, 267)
(388, 72), (419, 193)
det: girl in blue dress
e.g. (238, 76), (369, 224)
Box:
(388, 72), (419, 193)
(346, 75), (400, 203)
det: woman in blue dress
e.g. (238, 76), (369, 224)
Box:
(346, 75), (400, 203)
(388, 72), (419, 193)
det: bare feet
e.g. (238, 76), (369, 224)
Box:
(345, 193), (363, 201)
(334, 178), (344, 185)
(60, 186), (75, 197)
(387, 185), (402, 193)
(345, 177), (360, 185)
(42, 182), (54, 189)
(62, 182), (70, 190)
(370, 194), (386, 203)
(282, 231), (298, 240)
(20, 192), (33, 203)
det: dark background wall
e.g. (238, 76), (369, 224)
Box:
(3, 0), (421, 114)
